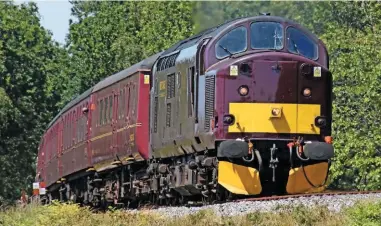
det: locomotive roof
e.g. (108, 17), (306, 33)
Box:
(161, 15), (318, 56)
(93, 52), (162, 92)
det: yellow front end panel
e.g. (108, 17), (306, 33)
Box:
(297, 104), (321, 134)
(228, 103), (320, 134)
(218, 161), (262, 195)
(286, 162), (328, 194)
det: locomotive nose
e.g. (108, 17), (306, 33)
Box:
(221, 58), (330, 136)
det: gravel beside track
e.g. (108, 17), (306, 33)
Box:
(128, 192), (381, 218)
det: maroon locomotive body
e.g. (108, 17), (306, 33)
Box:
(36, 15), (334, 206)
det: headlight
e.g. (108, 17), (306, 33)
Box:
(238, 85), (249, 96)
(303, 88), (311, 97)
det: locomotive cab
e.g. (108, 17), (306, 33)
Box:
(204, 16), (334, 196)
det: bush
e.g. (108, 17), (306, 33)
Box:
(344, 201), (381, 226)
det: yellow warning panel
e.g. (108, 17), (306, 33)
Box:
(297, 104), (320, 134)
(286, 162), (328, 194)
(218, 161), (262, 195)
(313, 66), (322, 77)
(228, 103), (297, 134)
(228, 103), (321, 134)
(230, 65), (238, 76)
(144, 74), (150, 84)
(159, 80), (166, 90)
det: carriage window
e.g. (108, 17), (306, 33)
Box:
(251, 22), (283, 50)
(100, 99), (104, 125)
(127, 87), (131, 115)
(118, 90), (122, 119)
(286, 27), (318, 60)
(215, 26), (247, 59)
(68, 113), (72, 147)
(104, 97), (108, 124)
(122, 88), (126, 118)
(109, 96), (113, 122)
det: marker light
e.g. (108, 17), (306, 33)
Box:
(303, 88), (311, 97)
(315, 116), (327, 127)
(324, 136), (333, 144)
(238, 85), (249, 96)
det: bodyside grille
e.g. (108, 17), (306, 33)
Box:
(167, 73), (175, 99)
(204, 75), (215, 130)
(166, 103), (171, 127)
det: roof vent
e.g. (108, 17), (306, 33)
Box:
(261, 12), (270, 16)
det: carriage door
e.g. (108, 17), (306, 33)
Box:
(111, 90), (118, 159)
(58, 119), (64, 179)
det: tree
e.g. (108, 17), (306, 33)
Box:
(0, 1), (68, 204)
(65, 1), (194, 102)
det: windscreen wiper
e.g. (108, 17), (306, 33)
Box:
(219, 44), (233, 57)
(289, 38), (300, 54)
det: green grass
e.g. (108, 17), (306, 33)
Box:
(1, 200), (380, 226)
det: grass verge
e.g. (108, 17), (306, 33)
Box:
(0, 200), (380, 226)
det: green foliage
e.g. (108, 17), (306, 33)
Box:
(345, 200), (381, 226)
(0, 1), (66, 204)
(322, 25), (381, 190)
(65, 1), (194, 102)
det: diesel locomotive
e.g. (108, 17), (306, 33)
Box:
(35, 15), (334, 207)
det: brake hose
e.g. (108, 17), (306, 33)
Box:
(242, 151), (255, 162)
(296, 146), (310, 161)
(254, 149), (263, 172)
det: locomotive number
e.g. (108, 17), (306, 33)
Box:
(159, 80), (166, 90)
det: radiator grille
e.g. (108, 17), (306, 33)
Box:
(204, 75), (215, 130)
(166, 103), (171, 127)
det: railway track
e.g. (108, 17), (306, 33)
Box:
(237, 189), (381, 202)
(130, 190), (381, 218)
(134, 189), (381, 211)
